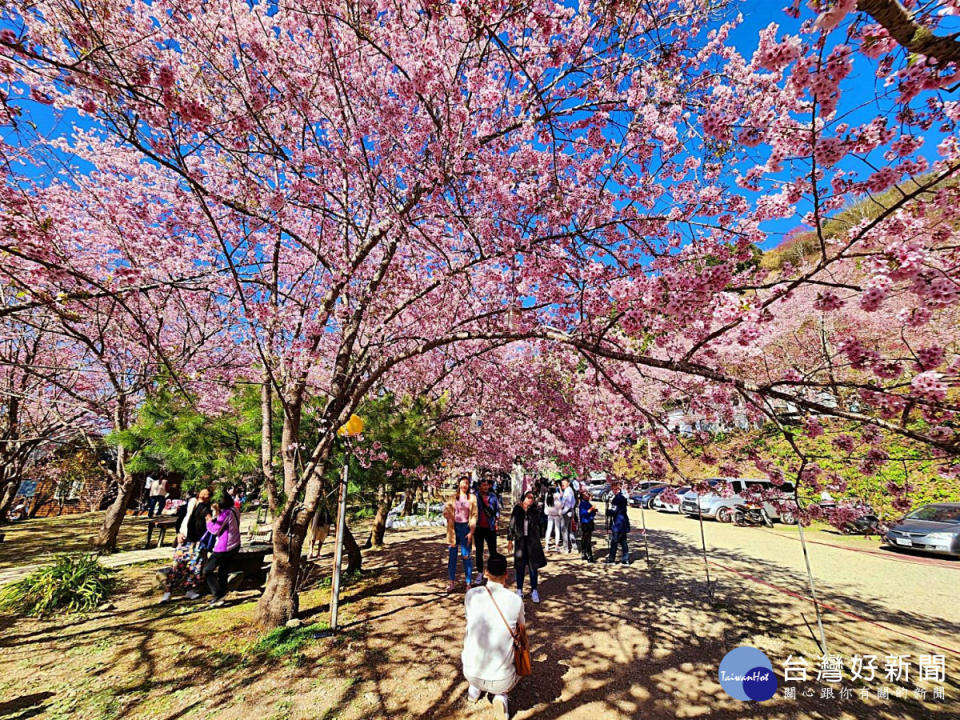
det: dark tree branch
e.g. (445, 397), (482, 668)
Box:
(858, 0), (960, 64)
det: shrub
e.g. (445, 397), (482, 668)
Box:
(0, 553), (117, 617)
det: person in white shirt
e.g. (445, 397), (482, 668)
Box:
(462, 552), (525, 719)
(559, 479), (577, 553)
(146, 476), (168, 518)
(543, 484), (562, 552)
(7, 496), (29, 522)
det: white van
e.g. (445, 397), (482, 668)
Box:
(679, 478), (796, 523)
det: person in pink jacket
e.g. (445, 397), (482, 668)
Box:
(203, 489), (241, 607)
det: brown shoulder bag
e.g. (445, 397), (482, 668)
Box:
(485, 586), (531, 676)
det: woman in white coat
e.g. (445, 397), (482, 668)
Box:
(543, 484), (562, 553)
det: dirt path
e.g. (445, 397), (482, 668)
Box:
(629, 508), (960, 655)
(0, 523), (957, 720)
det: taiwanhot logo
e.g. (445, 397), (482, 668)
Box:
(718, 646), (778, 701)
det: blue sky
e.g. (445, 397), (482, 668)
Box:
(726, 2), (959, 250)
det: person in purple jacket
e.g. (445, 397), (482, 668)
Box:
(203, 489), (241, 607)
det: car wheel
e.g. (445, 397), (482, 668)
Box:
(779, 511), (797, 525)
(716, 507), (733, 523)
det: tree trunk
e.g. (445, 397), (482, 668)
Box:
(0, 399), (19, 525)
(256, 520), (304, 626)
(93, 402), (133, 552)
(371, 503), (389, 549)
(343, 522), (362, 573)
(402, 487), (415, 516)
(0, 478), (18, 524)
(256, 401), (311, 628)
(92, 470), (135, 552)
(260, 378), (277, 515)
(255, 390), (352, 627)
(363, 484), (387, 548)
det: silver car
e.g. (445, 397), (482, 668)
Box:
(679, 478), (795, 523)
(884, 503), (960, 558)
(653, 485), (691, 513)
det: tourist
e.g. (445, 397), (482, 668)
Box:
(474, 476), (500, 585)
(159, 487), (212, 604)
(533, 477), (549, 540)
(462, 552), (525, 719)
(543, 483), (562, 552)
(203, 488), (242, 607)
(559, 478), (577, 553)
(146, 475), (168, 518)
(488, 471), (501, 499)
(6, 496), (29, 522)
(604, 481), (631, 565)
(578, 491), (598, 562)
(507, 491), (546, 603)
(443, 475), (477, 592)
(307, 500), (333, 560)
(231, 483), (246, 509)
(181, 488), (213, 545)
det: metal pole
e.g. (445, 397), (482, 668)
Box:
(639, 503), (651, 564)
(330, 461), (349, 631)
(697, 502), (713, 600)
(796, 515), (828, 654)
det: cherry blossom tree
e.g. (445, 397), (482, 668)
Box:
(0, 306), (90, 520)
(0, 0), (957, 627)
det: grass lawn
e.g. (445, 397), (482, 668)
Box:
(0, 512), (158, 569)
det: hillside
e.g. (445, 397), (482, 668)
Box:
(759, 173), (958, 271)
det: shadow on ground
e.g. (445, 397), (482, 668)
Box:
(0, 526), (957, 719)
(0, 691), (54, 720)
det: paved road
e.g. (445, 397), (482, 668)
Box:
(623, 507), (960, 656)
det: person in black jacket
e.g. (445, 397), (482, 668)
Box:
(604, 481), (631, 565)
(507, 491), (547, 604)
(181, 489), (213, 546)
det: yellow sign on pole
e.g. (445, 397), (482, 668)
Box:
(337, 414), (364, 437)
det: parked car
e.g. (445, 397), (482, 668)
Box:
(653, 485), (692, 513)
(680, 478), (795, 523)
(817, 501), (883, 535)
(632, 481), (665, 493)
(629, 484), (668, 508)
(589, 483), (612, 501)
(884, 503), (960, 558)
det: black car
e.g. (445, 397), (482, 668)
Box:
(884, 503), (960, 558)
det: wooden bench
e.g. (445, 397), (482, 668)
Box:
(145, 517), (179, 548)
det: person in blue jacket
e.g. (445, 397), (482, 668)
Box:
(604, 481), (631, 565)
(578, 491), (598, 562)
